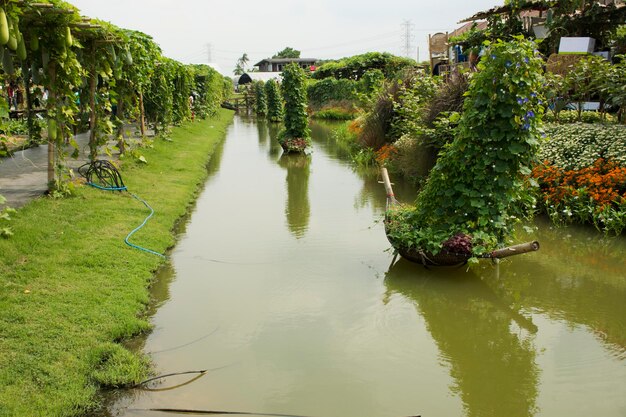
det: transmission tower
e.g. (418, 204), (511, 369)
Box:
(401, 20), (415, 58)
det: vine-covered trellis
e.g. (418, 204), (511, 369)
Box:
(0, 0), (231, 195)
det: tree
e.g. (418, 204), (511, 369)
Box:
(273, 47), (301, 59)
(234, 52), (249, 75)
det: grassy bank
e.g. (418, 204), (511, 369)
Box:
(0, 109), (234, 416)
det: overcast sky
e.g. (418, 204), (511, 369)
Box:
(70, 0), (501, 75)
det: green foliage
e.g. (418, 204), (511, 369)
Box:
(539, 123), (626, 169)
(448, 23), (487, 53)
(543, 0), (626, 53)
(0, 195), (15, 238)
(265, 79), (283, 123)
(189, 64), (230, 119)
(279, 63), (310, 149)
(307, 78), (359, 108)
(234, 52), (249, 75)
(311, 107), (356, 120)
(307, 68), (384, 110)
(543, 109), (617, 124)
(254, 80), (267, 115)
(390, 71), (440, 141)
(387, 39), (545, 256)
(357, 69), (429, 149)
(273, 46), (301, 59)
(312, 52), (418, 81)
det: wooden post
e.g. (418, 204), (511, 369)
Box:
(23, 62), (35, 145)
(116, 98), (125, 154)
(88, 47), (97, 161)
(138, 90), (146, 137)
(47, 61), (57, 189)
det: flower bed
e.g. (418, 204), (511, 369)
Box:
(532, 158), (626, 234)
(531, 122), (626, 234)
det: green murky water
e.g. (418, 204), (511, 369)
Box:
(108, 116), (626, 417)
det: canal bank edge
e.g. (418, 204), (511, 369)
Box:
(0, 109), (235, 416)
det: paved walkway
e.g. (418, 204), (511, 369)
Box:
(0, 127), (149, 208)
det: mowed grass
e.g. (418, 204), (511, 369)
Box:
(0, 109), (234, 416)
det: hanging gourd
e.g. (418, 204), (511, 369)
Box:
(16, 32), (26, 61)
(0, 7), (9, 45)
(65, 27), (73, 47)
(7, 17), (17, 51)
(47, 119), (58, 141)
(29, 33), (39, 51)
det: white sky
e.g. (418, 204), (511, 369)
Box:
(69, 0), (501, 75)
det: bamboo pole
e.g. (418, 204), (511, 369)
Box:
(116, 99), (125, 154)
(88, 46), (97, 161)
(486, 241), (540, 259)
(381, 167), (395, 199)
(138, 91), (146, 137)
(46, 61), (57, 189)
(22, 62), (35, 145)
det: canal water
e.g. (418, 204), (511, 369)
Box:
(108, 116), (626, 417)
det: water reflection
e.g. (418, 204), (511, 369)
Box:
(492, 220), (626, 355)
(267, 123), (282, 160)
(278, 154), (311, 239)
(384, 262), (540, 417)
(256, 118), (269, 147)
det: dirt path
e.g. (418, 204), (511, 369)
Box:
(0, 128), (149, 208)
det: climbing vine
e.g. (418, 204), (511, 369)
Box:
(0, 1), (233, 201)
(386, 38), (545, 258)
(278, 63), (310, 152)
(265, 78), (283, 123)
(254, 80), (267, 116)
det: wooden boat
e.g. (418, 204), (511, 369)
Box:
(381, 168), (540, 266)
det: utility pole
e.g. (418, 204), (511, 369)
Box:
(401, 20), (414, 59)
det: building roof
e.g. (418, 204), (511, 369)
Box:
(236, 72), (282, 84)
(254, 58), (318, 66)
(449, 21), (488, 39)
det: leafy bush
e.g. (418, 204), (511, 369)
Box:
(386, 39), (545, 256)
(307, 78), (359, 108)
(311, 107), (356, 120)
(539, 123), (626, 169)
(312, 52), (418, 81)
(543, 110), (616, 124)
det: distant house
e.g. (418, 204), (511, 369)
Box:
(254, 58), (318, 72)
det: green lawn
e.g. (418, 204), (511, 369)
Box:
(0, 109), (234, 416)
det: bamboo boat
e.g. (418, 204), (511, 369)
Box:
(381, 168), (540, 266)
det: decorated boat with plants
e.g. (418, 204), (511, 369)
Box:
(382, 38), (543, 266)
